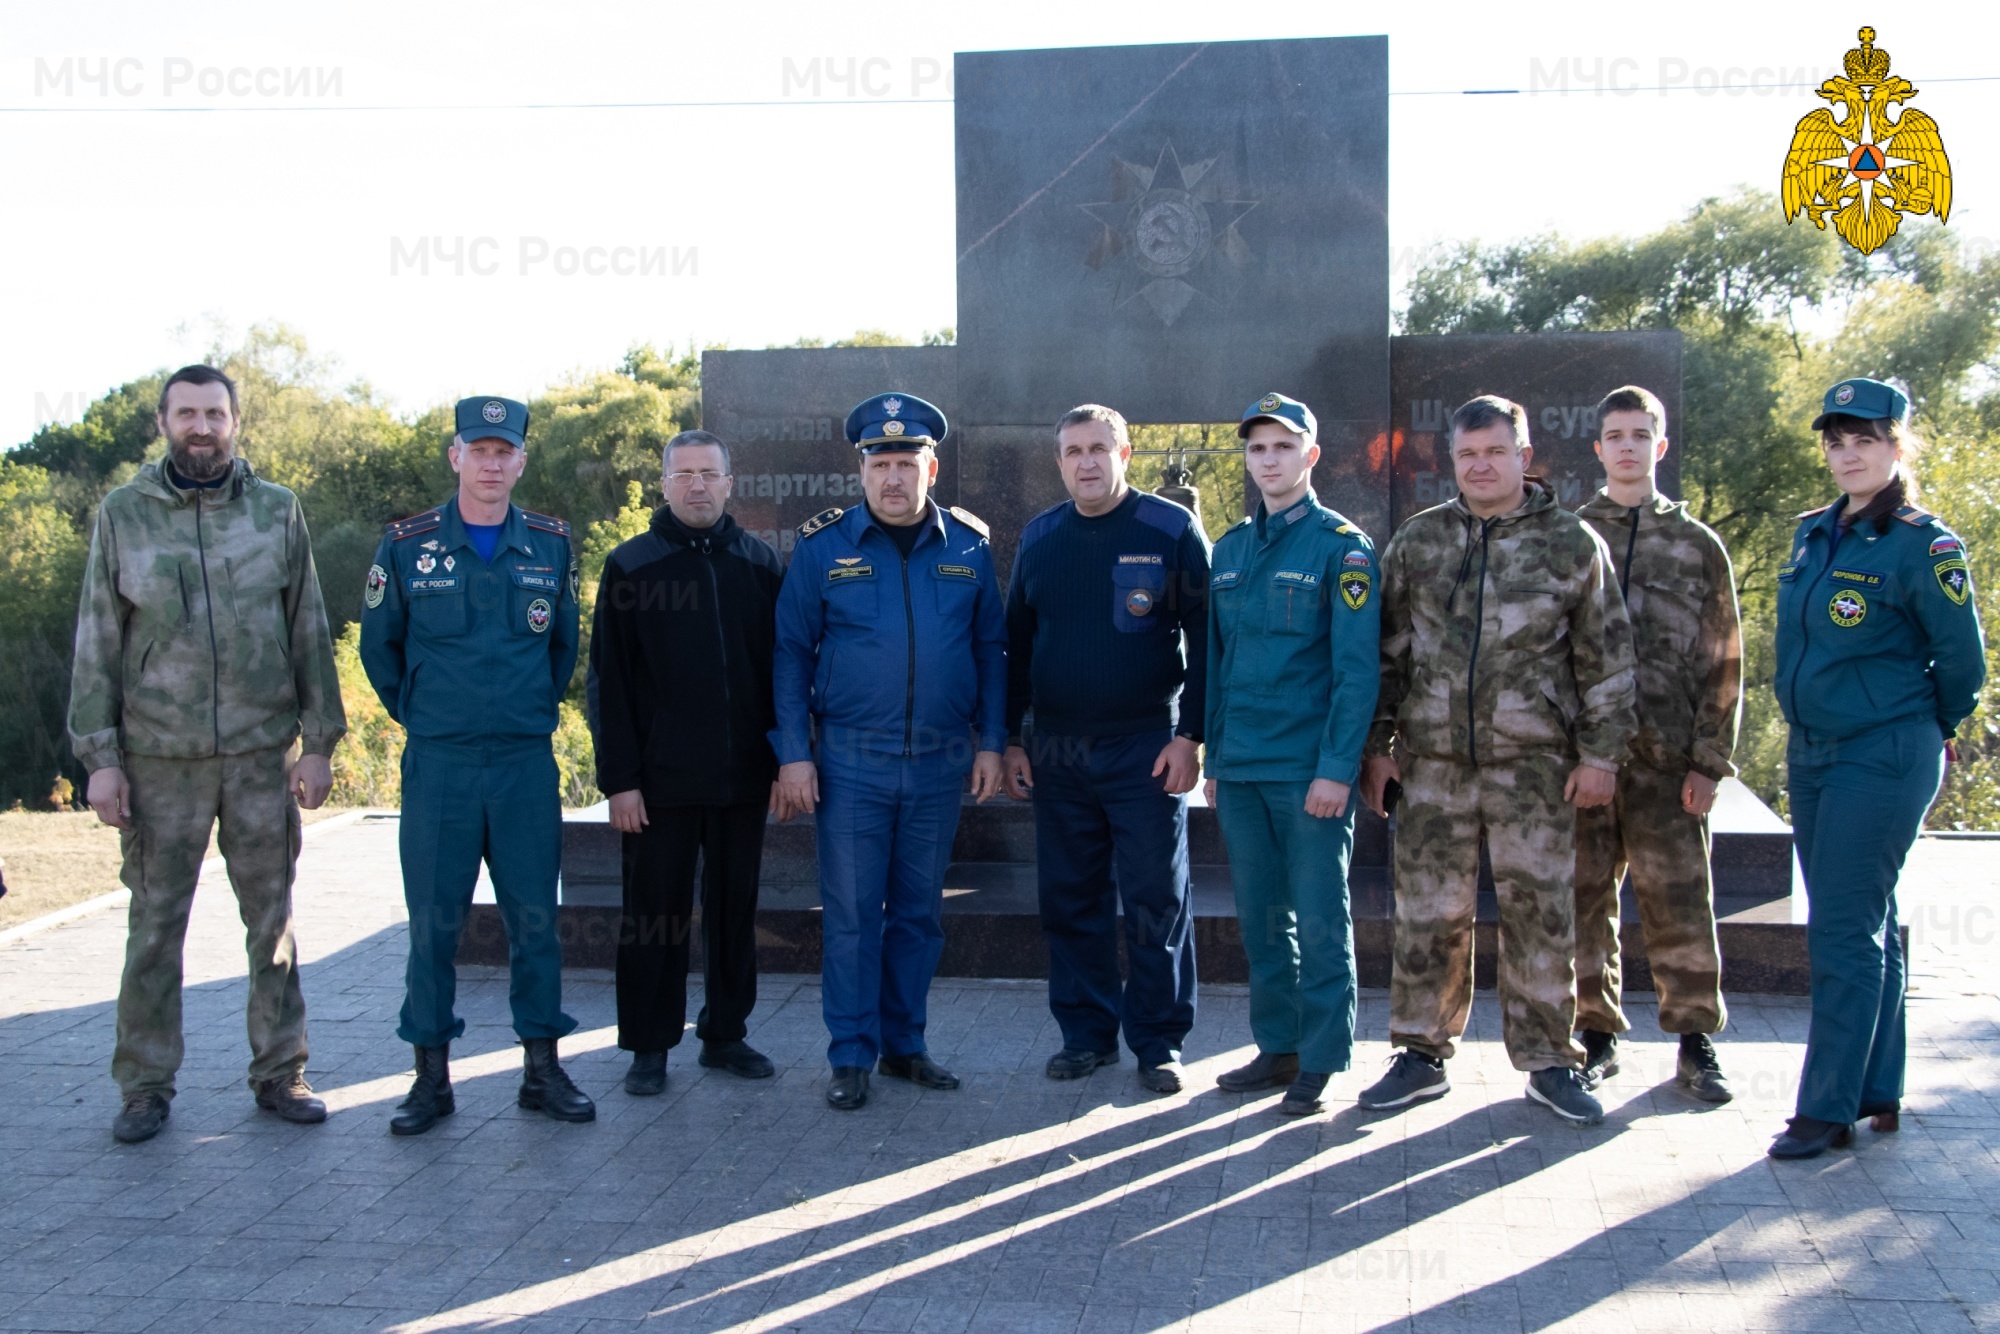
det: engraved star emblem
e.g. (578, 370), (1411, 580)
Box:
(1080, 141), (1259, 328)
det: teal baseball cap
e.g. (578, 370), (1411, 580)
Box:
(1811, 378), (1909, 431)
(1238, 391), (1317, 439)
(455, 395), (529, 447)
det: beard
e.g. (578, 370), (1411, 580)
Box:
(166, 424), (235, 481)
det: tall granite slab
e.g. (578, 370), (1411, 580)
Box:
(701, 346), (959, 560)
(1388, 332), (1684, 526)
(954, 37), (1392, 539)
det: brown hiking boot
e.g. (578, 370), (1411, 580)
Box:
(255, 1074), (328, 1124)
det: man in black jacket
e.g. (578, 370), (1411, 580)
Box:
(588, 430), (785, 1095)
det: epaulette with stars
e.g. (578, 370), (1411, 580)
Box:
(522, 510), (571, 538)
(798, 507), (844, 538)
(385, 508), (443, 541)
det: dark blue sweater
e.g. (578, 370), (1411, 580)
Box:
(1005, 489), (1211, 741)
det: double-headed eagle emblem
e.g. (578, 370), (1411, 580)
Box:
(1781, 27), (1951, 255)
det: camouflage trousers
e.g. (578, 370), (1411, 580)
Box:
(1574, 763), (1727, 1036)
(1390, 754), (1585, 1072)
(113, 747), (307, 1100)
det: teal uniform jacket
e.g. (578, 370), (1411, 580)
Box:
(359, 496), (582, 740)
(1205, 492), (1381, 784)
(1776, 498), (1985, 741)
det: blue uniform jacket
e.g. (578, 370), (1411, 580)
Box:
(771, 502), (1008, 764)
(1205, 492), (1381, 785)
(1776, 497), (1986, 741)
(359, 497), (581, 742)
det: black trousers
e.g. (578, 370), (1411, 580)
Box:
(616, 802), (766, 1053)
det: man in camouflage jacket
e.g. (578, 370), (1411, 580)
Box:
(1359, 396), (1637, 1126)
(1572, 386), (1741, 1102)
(68, 366), (346, 1144)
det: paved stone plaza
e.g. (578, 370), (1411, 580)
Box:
(3, 814), (1998, 1332)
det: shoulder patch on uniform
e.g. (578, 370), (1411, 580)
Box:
(385, 508), (443, 541)
(1894, 505), (1938, 527)
(1796, 504), (1833, 520)
(798, 507), (844, 538)
(522, 509), (571, 537)
(947, 506), (989, 538)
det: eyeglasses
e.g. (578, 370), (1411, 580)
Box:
(666, 470), (730, 488)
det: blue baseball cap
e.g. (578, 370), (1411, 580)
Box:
(845, 392), (947, 453)
(1238, 391), (1318, 439)
(1811, 378), (1909, 431)
(454, 395), (529, 447)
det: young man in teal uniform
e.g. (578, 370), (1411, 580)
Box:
(359, 396), (594, 1135)
(1202, 393), (1380, 1114)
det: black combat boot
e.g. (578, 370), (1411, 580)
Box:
(390, 1044), (454, 1136)
(519, 1038), (596, 1122)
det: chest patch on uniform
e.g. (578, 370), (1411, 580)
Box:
(526, 597), (553, 633)
(1343, 551), (1372, 568)
(512, 567), (561, 592)
(1828, 590), (1868, 627)
(408, 576), (459, 595)
(1931, 535), (1963, 557)
(1936, 557), (1971, 605)
(1211, 570), (1241, 589)
(1830, 568), (1883, 587)
(1126, 587), (1156, 616)
(415, 553), (437, 575)
(1273, 569), (1319, 588)
(1339, 570), (1371, 610)
(1119, 553), (1163, 565)
(827, 564), (873, 583)
(937, 564), (977, 579)
(365, 564), (387, 608)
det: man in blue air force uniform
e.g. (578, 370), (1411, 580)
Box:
(771, 393), (1008, 1111)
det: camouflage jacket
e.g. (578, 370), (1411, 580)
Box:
(68, 458), (346, 772)
(1366, 481), (1636, 768)
(1578, 490), (1742, 779)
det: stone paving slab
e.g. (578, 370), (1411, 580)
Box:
(3, 815), (1999, 1332)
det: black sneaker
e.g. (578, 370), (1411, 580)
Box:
(112, 1092), (170, 1144)
(1357, 1050), (1449, 1111)
(1045, 1047), (1119, 1080)
(624, 1050), (667, 1097)
(1578, 1030), (1620, 1088)
(699, 1040), (776, 1080)
(1676, 1034), (1733, 1104)
(1526, 1066), (1605, 1125)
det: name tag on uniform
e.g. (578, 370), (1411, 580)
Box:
(1273, 569), (1319, 588)
(512, 566), (561, 591)
(936, 564), (977, 579)
(1211, 570), (1242, 589)
(408, 576), (460, 594)
(1777, 565), (1800, 583)
(1830, 568), (1883, 587)
(827, 564), (873, 583)
(1118, 553), (1163, 564)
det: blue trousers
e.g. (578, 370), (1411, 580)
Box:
(1788, 720), (1943, 1123)
(397, 737), (577, 1047)
(1216, 780), (1357, 1074)
(1031, 730), (1196, 1064)
(816, 745), (967, 1069)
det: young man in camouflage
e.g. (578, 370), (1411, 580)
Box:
(1572, 386), (1740, 1102)
(69, 365), (347, 1144)
(1359, 396), (1637, 1125)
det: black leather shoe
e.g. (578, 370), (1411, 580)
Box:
(1217, 1051), (1299, 1093)
(1768, 1115), (1852, 1159)
(700, 1040), (776, 1080)
(1279, 1072), (1332, 1116)
(1858, 1100), (1901, 1133)
(255, 1073), (328, 1124)
(112, 1092), (170, 1144)
(827, 1066), (870, 1110)
(624, 1050), (667, 1097)
(519, 1038), (596, 1123)
(1045, 1047), (1119, 1080)
(1675, 1034), (1733, 1104)
(391, 1044), (454, 1136)
(878, 1053), (961, 1090)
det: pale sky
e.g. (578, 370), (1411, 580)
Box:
(2, 0), (1994, 446)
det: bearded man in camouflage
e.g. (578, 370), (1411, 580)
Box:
(69, 365), (347, 1144)
(1359, 395), (1636, 1126)
(1572, 386), (1740, 1103)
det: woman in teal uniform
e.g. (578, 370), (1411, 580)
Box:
(1769, 378), (1986, 1159)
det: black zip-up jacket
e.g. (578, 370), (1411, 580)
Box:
(587, 508), (784, 806)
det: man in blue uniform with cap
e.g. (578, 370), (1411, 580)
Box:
(772, 392), (1008, 1111)
(359, 395), (595, 1135)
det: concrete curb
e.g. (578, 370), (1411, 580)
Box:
(0, 807), (379, 949)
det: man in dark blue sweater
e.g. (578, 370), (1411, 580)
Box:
(1003, 404), (1210, 1094)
